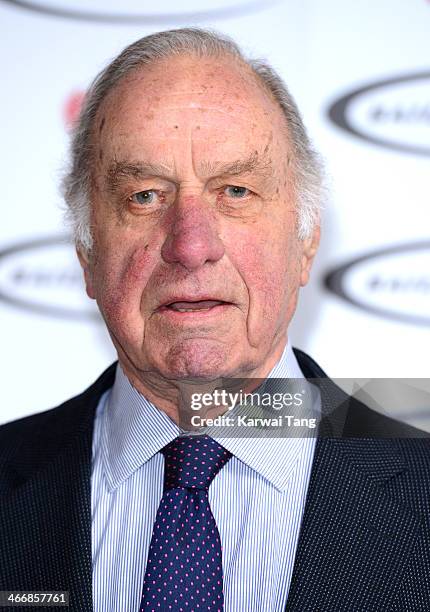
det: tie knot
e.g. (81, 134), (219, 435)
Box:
(162, 435), (232, 491)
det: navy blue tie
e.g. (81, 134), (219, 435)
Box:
(140, 435), (232, 611)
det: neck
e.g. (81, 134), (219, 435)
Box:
(117, 338), (289, 428)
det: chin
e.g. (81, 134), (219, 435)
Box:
(155, 341), (236, 381)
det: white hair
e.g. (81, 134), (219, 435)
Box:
(62, 27), (324, 253)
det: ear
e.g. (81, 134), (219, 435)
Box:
(299, 225), (320, 287)
(76, 247), (96, 299)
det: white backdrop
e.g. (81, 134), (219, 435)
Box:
(1, 0), (429, 426)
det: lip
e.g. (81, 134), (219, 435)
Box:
(156, 299), (234, 319)
(157, 296), (232, 309)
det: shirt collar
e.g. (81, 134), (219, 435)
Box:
(213, 342), (318, 491)
(102, 340), (316, 493)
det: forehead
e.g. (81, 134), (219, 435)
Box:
(96, 54), (290, 166)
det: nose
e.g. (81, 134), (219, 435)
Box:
(161, 196), (225, 271)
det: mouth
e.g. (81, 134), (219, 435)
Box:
(158, 299), (232, 314)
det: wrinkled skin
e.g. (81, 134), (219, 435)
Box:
(78, 54), (320, 423)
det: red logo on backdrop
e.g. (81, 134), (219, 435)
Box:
(63, 91), (84, 129)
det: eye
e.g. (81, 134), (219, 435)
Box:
(224, 185), (250, 198)
(129, 190), (157, 205)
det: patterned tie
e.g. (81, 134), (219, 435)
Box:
(139, 435), (232, 611)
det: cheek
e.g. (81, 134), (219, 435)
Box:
(253, 249), (294, 315)
(226, 223), (301, 341)
(229, 225), (298, 299)
(92, 241), (154, 325)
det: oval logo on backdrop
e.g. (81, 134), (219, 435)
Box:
(328, 72), (430, 156)
(324, 242), (430, 326)
(0, 236), (99, 319)
(0, 0), (275, 22)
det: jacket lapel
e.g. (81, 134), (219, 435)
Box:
(286, 350), (423, 611)
(0, 365), (116, 612)
(285, 438), (421, 611)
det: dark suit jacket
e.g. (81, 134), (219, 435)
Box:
(1, 350), (429, 611)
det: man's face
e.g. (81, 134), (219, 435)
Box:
(79, 55), (319, 382)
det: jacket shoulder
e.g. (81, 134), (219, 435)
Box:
(293, 347), (430, 439)
(0, 363), (117, 468)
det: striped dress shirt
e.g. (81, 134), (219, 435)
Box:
(92, 341), (319, 611)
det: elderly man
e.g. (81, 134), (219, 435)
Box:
(1, 28), (429, 612)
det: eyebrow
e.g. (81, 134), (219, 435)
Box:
(105, 151), (273, 192)
(199, 152), (272, 178)
(105, 160), (173, 193)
